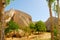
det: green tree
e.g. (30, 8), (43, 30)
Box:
(5, 20), (19, 35)
(29, 22), (35, 33)
(35, 21), (46, 34)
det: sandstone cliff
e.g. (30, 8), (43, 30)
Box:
(5, 9), (32, 27)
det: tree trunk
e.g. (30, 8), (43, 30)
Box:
(49, 2), (54, 40)
(0, 0), (5, 40)
(57, 0), (60, 40)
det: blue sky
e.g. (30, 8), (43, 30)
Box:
(5, 0), (50, 22)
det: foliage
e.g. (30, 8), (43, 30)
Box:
(23, 27), (31, 33)
(53, 3), (58, 13)
(54, 25), (57, 36)
(5, 20), (19, 34)
(35, 21), (46, 32)
(54, 25), (57, 40)
(46, 0), (55, 5)
(54, 29), (57, 40)
(53, 3), (60, 16)
(6, 0), (14, 6)
(29, 22), (35, 32)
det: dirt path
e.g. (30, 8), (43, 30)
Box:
(6, 32), (51, 40)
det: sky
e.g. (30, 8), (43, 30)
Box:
(5, 0), (50, 22)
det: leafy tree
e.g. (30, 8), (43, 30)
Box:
(29, 22), (35, 33)
(35, 21), (46, 33)
(5, 20), (19, 35)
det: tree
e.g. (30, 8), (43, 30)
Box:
(53, 0), (60, 40)
(46, 0), (55, 40)
(35, 21), (46, 34)
(0, 0), (14, 40)
(29, 22), (35, 33)
(5, 20), (19, 35)
(56, 0), (60, 40)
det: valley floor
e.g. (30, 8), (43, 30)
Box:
(5, 32), (51, 40)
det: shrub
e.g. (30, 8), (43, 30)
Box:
(29, 22), (35, 33)
(54, 25), (57, 40)
(35, 20), (46, 33)
(5, 20), (19, 34)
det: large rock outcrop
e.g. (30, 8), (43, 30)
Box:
(5, 9), (32, 27)
(3, 9), (32, 37)
(45, 17), (58, 31)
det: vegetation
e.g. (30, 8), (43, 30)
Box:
(54, 29), (57, 40)
(0, 0), (15, 40)
(46, 0), (55, 40)
(6, 0), (14, 6)
(23, 27), (31, 33)
(0, 0), (59, 40)
(29, 22), (35, 33)
(5, 20), (19, 34)
(29, 21), (46, 34)
(35, 21), (46, 32)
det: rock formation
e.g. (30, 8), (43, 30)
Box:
(3, 9), (32, 37)
(5, 9), (32, 27)
(45, 17), (58, 31)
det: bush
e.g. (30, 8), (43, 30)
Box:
(22, 27), (31, 36)
(35, 21), (46, 33)
(54, 29), (57, 40)
(29, 22), (35, 33)
(5, 20), (19, 34)
(54, 25), (57, 40)
(54, 28), (57, 36)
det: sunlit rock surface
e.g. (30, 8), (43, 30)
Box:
(5, 9), (32, 27)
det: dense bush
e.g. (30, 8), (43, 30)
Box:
(35, 21), (46, 32)
(29, 21), (46, 34)
(29, 22), (35, 33)
(5, 20), (19, 34)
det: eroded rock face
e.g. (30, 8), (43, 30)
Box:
(13, 10), (32, 27)
(45, 17), (58, 31)
(1, 9), (32, 38)
(0, 8), (32, 39)
(5, 9), (15, 23)
(5, 9), (32, 27)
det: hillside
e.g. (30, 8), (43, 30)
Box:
(5, 9), (32, 27)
